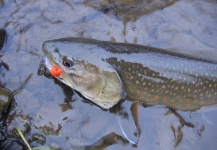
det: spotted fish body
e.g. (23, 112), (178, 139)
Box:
(107, 57), (217, 111)
(42, 38), (217, 111)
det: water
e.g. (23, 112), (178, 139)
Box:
(0, 0), (217, 149)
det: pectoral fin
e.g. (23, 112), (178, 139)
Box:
(117, 101), (141, 145)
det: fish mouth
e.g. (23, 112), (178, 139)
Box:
(41, 56), (77, 90)
(41, 56), (63, 79)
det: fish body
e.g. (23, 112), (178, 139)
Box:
(42, 37), (217, 111)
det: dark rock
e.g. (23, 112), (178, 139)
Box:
(83, 0), (178, 19)
(0, 138), (25, 150)
(0, 87), (12, 114)
(0, 29), (6, 50)
(6, 113), (30, 139)
(32, 134), (46, 145)
(0, 0), (3, 8)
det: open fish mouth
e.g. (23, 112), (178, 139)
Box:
(38, 57), (51, 77)
(38, 56), (61, 78)
(38, 56), (74, 97)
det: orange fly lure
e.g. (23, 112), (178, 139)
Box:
(50, 65), (62, 77)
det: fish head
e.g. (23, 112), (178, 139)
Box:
(42, 38), (124, 109)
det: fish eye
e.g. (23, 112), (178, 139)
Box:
(63, 57), (73, 68)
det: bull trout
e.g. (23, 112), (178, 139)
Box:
(41, 37), (217, 111)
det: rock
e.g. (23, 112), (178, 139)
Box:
(6, 113), (30, 139)
(0, 87), (12, 114)
(32, 134), (46, 145)
(84, 0), (178, 18)
(32, 102), (75, 136)
(0, 0), (3, 8)
(0, 29), (6, 50)
(0, 138), (25, 150)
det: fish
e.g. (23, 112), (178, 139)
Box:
(41, 37), (217, 111)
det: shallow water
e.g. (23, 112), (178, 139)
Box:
(0, 0), (217, 149)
